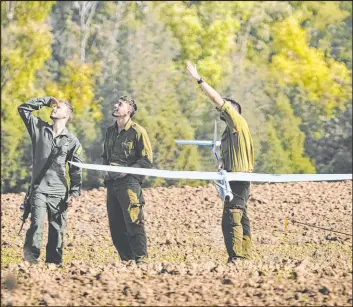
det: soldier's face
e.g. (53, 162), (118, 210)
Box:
(112, 100), (131, 118)
(50, 103), (69, 121)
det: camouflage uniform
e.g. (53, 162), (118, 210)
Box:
(18, 97), (82, 264)
(101, 119), (153, 263)
(218, 100), (254, 261)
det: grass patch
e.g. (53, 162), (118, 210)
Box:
(1, 246), (22, 267)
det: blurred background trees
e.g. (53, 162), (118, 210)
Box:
(1, 1), (352, 192)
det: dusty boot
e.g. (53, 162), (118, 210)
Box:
(135, 256), (148, 266)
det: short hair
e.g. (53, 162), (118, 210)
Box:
(223, 97), (241, 114)
(58, 99), (74, 122)
(118, 95), (137, 117)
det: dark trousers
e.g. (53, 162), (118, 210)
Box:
(23, 192), (67, 264)
(106, 176), (147, 263)
(221, 181), (252, 260)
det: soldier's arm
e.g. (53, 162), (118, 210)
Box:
(17, 97), (53, 139)
(186, 61), (243, 131)
(67, 140), (83, 197)
(218, 100), (244, 132)
(186, 61), (224, 108)
(132, 129), (153, 169)
(101, 130), (109, 165)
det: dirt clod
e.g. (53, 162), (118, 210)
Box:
(1, 181), (352, 306)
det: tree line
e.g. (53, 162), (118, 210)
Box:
(1, 1), (352, 193)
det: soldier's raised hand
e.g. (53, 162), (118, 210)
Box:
(49, 96), (58, 107)
(186, 61), (201, 80)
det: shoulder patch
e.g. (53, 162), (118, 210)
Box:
(131, 122), (147, 136)
(75, 145), (83, 156)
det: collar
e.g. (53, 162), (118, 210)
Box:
(45, 125), (70, 137)
(115, 118), (133, 132)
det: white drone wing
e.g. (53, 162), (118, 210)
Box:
(70, 162), (352, 182)
(227, 172), (352, 182)
(175, 140), (221, 147)
(70, 162), (222, 181)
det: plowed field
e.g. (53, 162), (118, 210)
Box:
(1, 180), (352, 306)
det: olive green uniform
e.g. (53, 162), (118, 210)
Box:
(218, 100), (254, 261)
(101, 119), (152, 263)
(18, 97), (82, 264)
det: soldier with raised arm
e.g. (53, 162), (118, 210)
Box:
(18, 97), (82, 266)
(186, 62), (255, 262)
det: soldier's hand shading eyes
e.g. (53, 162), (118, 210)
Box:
(49, 97), (58, 107)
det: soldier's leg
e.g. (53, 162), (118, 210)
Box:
(115, 178), (147, 264)
(46, 194), (67, 264)
(106, 182), (134, 261)
(241, 183), (252, 259)
(222, 181), (249, 261)
(222, 207), (243, 260)
(23, 192), (47, 263)
(241, 206), (252, 260)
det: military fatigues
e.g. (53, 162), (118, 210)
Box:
(218, 100), (254, 261)
(18, 97), (82, 264)
(101, 119), (152, 263)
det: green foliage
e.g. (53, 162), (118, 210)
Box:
(1, 1), (54, 192)
(270, 16), (351, 118)
(156, 1), (240, 86)
(258, 94), (315, 174)
(1, 1), (352, 192)
(46, 57), (102, 142)
(305, 104), (352, 174)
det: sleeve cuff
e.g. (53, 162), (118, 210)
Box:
(69, 190), (80, 197)
(38, 97), (52, 106)
(220, 100), (231, 113)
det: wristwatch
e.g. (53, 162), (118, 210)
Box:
(197, 77), (204, 84)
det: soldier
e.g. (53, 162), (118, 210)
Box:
(18, 97), (82, 266)
(101, 95), (153, 264)
(186, 61), (255, 262)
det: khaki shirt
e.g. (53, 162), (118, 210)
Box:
(218, 100), (254, 172)
(101, 119), (153, 181)
(18, 97), (83, 197)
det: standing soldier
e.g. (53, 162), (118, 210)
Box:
(101, 96), (153, 264)
(18, 97), (82, 266)
(186, 62), (255, 263)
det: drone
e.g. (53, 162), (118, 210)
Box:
(70, 121), (352, 202)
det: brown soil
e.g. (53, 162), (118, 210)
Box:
(1, 181), (352, 306)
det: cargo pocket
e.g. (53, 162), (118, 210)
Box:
(128, 203), (141, 224)
(127, 187), (143, 224)
(230, 208), (243, 227)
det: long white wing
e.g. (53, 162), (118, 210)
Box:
(175, 140), (221, 147)
(70, 162), (222, 181)
(227, 172), (352, 182)
(70, 162), (352, 182)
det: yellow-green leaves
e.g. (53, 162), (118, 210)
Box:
(1, 1), (54, 191)
(157, 2), (240, 86)
(271, 15), (351, 117)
